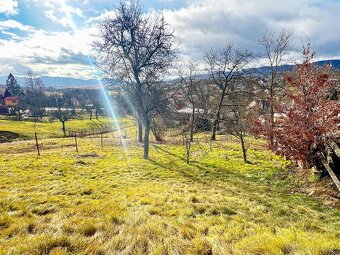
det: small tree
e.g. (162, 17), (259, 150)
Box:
(25, 71), (46, 121)
(254, 45), (340, 166)
(9, 99), (26, 120)
(84, 104), (94, 120)
(178, 59), (203, 142)
(223, 91), (256, 163)
(50, 94), (75, 136)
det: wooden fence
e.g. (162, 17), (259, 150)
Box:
(320, 141), (340, 192)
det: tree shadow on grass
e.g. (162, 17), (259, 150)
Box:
(150, 145), (331, 218)
(151, 144), (245, 183)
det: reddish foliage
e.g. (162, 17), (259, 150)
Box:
(253, 46), (340, 165)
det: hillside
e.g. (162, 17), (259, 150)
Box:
(0, 120), (339, 254)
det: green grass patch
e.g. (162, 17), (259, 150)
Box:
(0, 117), (116, 140)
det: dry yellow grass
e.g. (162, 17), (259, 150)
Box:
(0, 122), (339, 254)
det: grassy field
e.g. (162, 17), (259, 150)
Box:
(0, 119), (339, 254)
(0, 117), (118, 140)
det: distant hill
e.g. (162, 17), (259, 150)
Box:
(0, 60), (339, 88)
(250, 59), (340, 75)
(0, 76), (104, 88)
(316, 60), (340, 69)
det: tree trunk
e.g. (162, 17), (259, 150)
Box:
(138, 119), (143, 143)
(185, 138), (191, 164)
(240, 135), (247, 163)
(62, 121), (66, 137)
(269, 71), (275, 147)
(135, 74), (149, 159)
(211, 87), (227, 141)
(95, 109), (99, 120)
(211, 118), (219, 141)
(151, 126), (163, 142)
(190, 105), (195, 142)
(89, 110), (92, 120)
(144, 120), (150, 159)
(16, 110), (21, 121)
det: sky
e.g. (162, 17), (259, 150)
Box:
(0, 0), (340, 80)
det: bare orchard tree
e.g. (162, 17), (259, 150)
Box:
(222, 90), (257, 163)
(148, 82), (174, 143)
(204, 45), (252, 141)
(178, 59), (203, 142)
(93, 0), (177, 159)
(9, 99), (26, 121)
(25, 70), (46, 122)
(50, 94), (75, 137)
(258, 29), (293, 146)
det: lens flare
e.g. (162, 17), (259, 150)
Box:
(88, 56), (128, 151)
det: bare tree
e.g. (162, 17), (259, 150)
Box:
(25, 70), (46, 122)
(50, 93), (75, 136)
(204, 45), (252, 141)
(258, 29), (293, 146)
(149, 82), (173, 142)
(93, 0), (177, 159)
(178, 59), (203, 142)
(9, 99), (26, 121)
(223, 91), (257, 163)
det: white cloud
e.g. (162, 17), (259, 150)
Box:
(1, 0), (340, 79)
(43, 0), (85, 30)
(164, 0), (340, 60)
(0, 0), (18, 15)
(0, 25), (96, 78)
(0, 20), (33, 31)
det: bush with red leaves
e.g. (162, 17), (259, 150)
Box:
(253, 45), (340, 166)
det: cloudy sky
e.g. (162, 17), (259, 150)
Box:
(0, 0), (340, 80)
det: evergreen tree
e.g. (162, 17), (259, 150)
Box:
(5, 73), (22, 96)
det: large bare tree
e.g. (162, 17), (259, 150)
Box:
(204, 45), (251, 140)
(93, 1), (177, 159)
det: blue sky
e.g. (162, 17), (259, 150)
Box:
(1, 0), (340, 80)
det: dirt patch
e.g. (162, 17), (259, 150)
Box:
(286, 166), (340, 209)
(0, 131), (20, 143)
(76, 152), (103, 158)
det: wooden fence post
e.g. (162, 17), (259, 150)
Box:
(100, 132), (103, 149)
(35, 132), (40, 156)
(74, 132), (78, 153)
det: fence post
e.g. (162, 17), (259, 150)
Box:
(100, 132), (103, 149)
(35, 132), (40, 156)
(74, 132), (78, 153)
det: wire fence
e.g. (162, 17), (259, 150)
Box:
(0, 123), (264, 157)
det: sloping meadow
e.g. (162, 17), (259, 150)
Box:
(0, 136), (339, 255)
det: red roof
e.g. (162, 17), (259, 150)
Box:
(4, 96), (18, 100)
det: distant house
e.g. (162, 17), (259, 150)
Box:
(4, 96), (19, 107)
